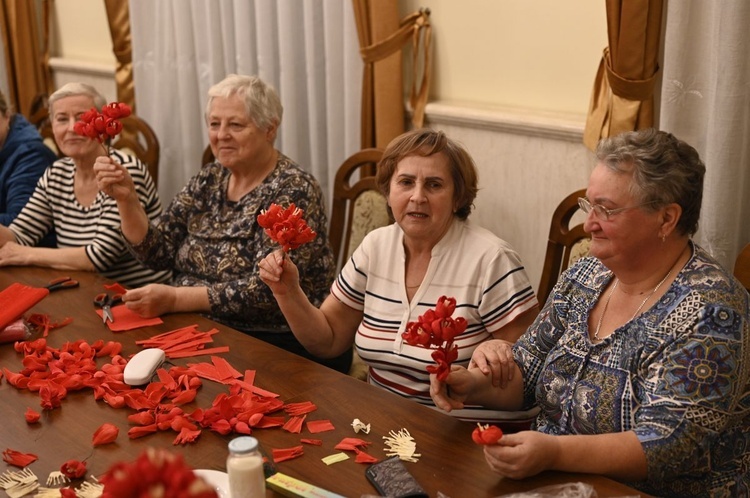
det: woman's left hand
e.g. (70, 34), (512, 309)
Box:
(0, 242), (27, 266)
(469, 339), (515, 388)
(483, 431), (560, 479)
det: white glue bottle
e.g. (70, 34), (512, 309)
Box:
(227, 436), (265, 498)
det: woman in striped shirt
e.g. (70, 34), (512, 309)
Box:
(0, 83), (170, 287)
(260, 128), (540, 425)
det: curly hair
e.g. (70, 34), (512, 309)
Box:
(595, 128), (705, 236)
(376, 128), (478, 220)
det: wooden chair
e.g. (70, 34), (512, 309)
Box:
(31, 102), (160, 188)
(328, 148), (391, 271)
(733, 243), (750, 291)
(537, 188), (590, 306)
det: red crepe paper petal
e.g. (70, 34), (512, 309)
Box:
(282, 415), (306, 434)
(272, 445), (304, 463)
(25, 407), (41, 423)
(128, 424), (158, 439)
(61, 459), (87, 479)
(60, 488), (77, 498)
(306, 419), (335, 434)
(173, 428), (201, 445)
(2, 448), (38, 467)
(252, 415), (285, 428)
(334, 437), (371, 451)
(354, 450), (379, 464)
(472, 424), (503, 445)
(171, 388), (198, 405)
(283, 400), (317, 416)
(128, 411), (155, 425)
(301, 439), (323, 446)
(93, 422), (119, 446)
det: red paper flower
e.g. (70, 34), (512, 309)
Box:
(99, 448), (218, 497)
(472, 423), (503, 445)
(257, 203), (317, 252)
(73, 102), (131, 144)
(24, 407), (41, 424)
(61, 459), (87, 479)
(402, 296), (467, 380)
(93, 423), (119, 446)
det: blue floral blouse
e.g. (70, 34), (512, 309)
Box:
(514, 243), (750, 497)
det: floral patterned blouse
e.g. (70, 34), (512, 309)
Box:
(514, 243), (750, 497)
(127, 153), (335, 333)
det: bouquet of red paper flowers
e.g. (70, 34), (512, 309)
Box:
(401, 295), (467, 381)
(257, 203), (317, 252)
(73, 102), (131, 151)
(99, 448), (218, 497)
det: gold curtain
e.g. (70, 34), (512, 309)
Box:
(103, 0), (135, 110)
(352, 0), (431, 150)
(583, 0), (664, 150)
(0, 0), (52, 117)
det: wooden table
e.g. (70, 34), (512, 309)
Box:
(0, 267), (646, 497)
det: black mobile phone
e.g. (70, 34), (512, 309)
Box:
(365, 456), (428, 498)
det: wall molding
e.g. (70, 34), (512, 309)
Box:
(424, 100), (586, 143)
(49, 57), (114, 77)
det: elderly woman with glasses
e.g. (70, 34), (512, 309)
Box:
(431, 128), (750, 497)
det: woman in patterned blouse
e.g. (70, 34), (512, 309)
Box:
(431, 128), (750, 497)
(0, 83), (170, 287)
(94, 74), (347, 372)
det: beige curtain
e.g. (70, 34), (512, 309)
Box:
(352, 0), (431, 150)
(104, 0), (135, 110)
(583, 0), (664, 150)
(0, 0), (51, 117)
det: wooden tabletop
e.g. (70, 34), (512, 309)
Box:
(0, 266), (646, 497)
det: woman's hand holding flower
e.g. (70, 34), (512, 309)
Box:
(482, 431), (561, 479)
(259, 248), (300, 297)
(94, 156), (136, 202)
(429, 365), (475, 412)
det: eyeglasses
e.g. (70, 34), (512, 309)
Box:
(577, 197), (657, 221)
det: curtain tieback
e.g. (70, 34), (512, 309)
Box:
(603, 47), (660, 102)
(360, 8), (431, 128)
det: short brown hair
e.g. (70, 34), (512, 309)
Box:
(376, 129), (478, 220)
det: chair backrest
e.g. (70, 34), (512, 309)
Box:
(329, 148), (390, 271)
(537, 188), (590, 305)
(112, 116), (160, 187)
(733, 243), (750, 292)
(202, 144), (214, 166)
(31, 101), (160, 188)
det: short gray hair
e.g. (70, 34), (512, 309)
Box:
(48, 82), (107, 112)
(205, 74), (283, 132)
(595, 128), (705, 236)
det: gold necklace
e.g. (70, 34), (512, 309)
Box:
(593, 267), (674, 342)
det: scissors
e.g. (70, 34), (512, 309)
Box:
(46, 276), (80, 292)
(94, 292), (123, 324)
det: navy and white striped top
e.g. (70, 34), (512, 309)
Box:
(9, 150), (171, 287)
(332, 220), (539, 423)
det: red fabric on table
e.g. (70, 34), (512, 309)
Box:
(0, 283), (49, 329)
(96, 304), (163, 332)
